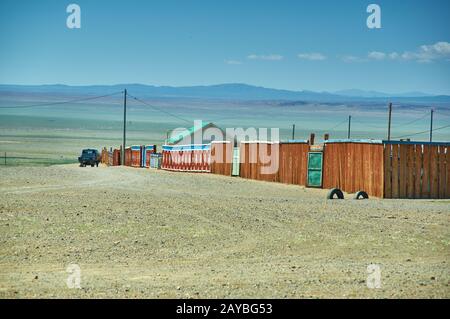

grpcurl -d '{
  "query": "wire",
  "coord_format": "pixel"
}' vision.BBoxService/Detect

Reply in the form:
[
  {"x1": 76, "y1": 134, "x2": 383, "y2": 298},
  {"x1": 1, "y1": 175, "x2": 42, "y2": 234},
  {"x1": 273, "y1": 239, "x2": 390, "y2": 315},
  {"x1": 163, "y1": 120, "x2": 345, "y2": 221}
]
[
  {"x1": 351, "y1": 118, "x2": 386, "y2": 129},
  {"x1": 394, "y1": 111, "x2": 429, "y2": 128},
  {"x1": 127, "y1": 93, "x2": 192, "y2": 124},
  {"x1": 437, "y1": 112, "x2": 450, "y2": 118},
  {"x1": 323, "y1": 118, "x2": 348, "y2": 132},
  {"x1": 392, "y1": 123, "x2": 450, "y2": 139},
  {"x1": 0, "y1": 91, "x2": 124, "y2": 109}
]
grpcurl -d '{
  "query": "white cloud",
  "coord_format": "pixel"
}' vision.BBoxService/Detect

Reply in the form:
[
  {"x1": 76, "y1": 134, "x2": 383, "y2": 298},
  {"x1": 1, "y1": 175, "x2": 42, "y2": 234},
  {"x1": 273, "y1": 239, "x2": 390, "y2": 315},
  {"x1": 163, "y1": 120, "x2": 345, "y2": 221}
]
[
  {"x1": 297, "y1": 53, "x2": 327, "y2": 61},
  {"x1": 341, "y1": 55, "x2": 365, "y2": 63},
  {"x1": 361, "y1": 42, "x2": 450, "y2": 63},
  {"x1": 225, "y1": 60, "x2": 242, "y2": 65},
  {"x1": 368, "y1": 51, "x2": 386, "y2": 60},
  {"x1": 388, "y1": 52, "x2": 399, "y2": 60},
  {"x1": 247, "y1": 54, "x2": 283, "y2": 61},
  {"x1": 402, "y1": 41, "x2": 450, "y2": 63}
]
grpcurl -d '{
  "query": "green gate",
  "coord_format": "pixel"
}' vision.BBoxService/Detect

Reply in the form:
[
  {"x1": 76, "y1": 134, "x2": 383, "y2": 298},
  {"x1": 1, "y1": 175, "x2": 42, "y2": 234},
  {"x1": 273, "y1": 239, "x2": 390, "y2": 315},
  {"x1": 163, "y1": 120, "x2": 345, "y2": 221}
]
[{"x1": 307, "y1": 152, "x2": 323, "y2": 187}]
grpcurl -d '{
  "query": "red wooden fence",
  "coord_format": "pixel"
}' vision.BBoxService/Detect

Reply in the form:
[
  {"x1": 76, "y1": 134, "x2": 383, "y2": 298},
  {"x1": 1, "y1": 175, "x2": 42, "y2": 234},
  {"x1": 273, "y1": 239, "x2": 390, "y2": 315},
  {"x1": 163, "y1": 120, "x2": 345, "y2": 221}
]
[
  {"x1": 322, "y1": 142, "x2": 385, "y2": 198},
  {"x1": 210, "y1": 141, "x2": 233, "y2": 176},
  {"x1": 384, "y1": 142, "x2": 449, "y2": 199},
  {"x1": 161, "y1": 144, "x2": 211, "y2": 172},
  {"x1": 278, "y1": 142, "x2": 310, "y2": 186}
]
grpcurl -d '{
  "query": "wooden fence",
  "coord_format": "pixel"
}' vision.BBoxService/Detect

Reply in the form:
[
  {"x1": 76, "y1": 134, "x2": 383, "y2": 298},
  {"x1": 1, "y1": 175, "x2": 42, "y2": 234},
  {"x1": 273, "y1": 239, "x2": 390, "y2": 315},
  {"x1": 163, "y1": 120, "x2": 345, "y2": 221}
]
[
  {"x1": 106, "y1": 145, "x2": 155, "y2": 168},
  {"x1": 239, "y1": 141, "x2": 309, "y2": 184},
  {"x1": 101, "y1": 148, "x2": 121, "y2": 166},
  {"x1": 103, "y1": 139, "x2": 449, "y2": 199},
  {"x1": 143, "y1": 145, "x2": 156, "y2": 168},
  {"x1": 322, "y1": 142, "x2": 385, "y2": 198},
  {"x1": 239, "y1": 142, "x2": 280, "y2": 182},
  {"x1": 101, "y1": 148, "x2": 109, "y2": 164},
  {"x1": 278, "y1": 142, "x2": 310, "y2": 186},
  {"x1": 384, "y1": 142, "x2": 449, "y2": 199},
  {"x1": 237, "y1": 140, "x2": 449, "y2": 199},
  {"x1": 129, "y1": 146, "x2": 142, "y2": 167},
  {"x1": 161, "y1": 144, "x2": 211, "y2": 172},
  {"x1": 210, "y1": 141, "x2": 233, "y2": 176}
]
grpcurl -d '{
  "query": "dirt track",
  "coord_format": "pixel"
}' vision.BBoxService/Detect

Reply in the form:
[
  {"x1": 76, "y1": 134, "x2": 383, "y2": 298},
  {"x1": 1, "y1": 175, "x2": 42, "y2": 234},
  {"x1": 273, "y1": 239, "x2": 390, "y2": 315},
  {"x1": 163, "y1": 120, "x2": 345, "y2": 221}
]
[{"x1": 0, "y1": 164, "x2": 449, "y2": 298}]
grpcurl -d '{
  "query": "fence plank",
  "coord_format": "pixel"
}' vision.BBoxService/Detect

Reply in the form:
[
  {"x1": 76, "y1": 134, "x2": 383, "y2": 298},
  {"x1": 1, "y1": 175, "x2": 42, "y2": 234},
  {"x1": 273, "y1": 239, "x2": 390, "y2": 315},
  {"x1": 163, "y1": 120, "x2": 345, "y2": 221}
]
[
  {"x1": 369, "y1": 143, "x2": 376, "y2": 196},
  {"x1": 340, "y1": 143, "x2": 346, "y2": 190},
  {"x1": 398, "y1": 144, "x2": 407, "y2": 198},
  {"x1": 406, "y1": 145, "x2": 415, "y2": 199},
  {"x1": 384, "y1": 144, "x2": 392, "y2": 198},
  {"x1": 438, "y1": 146, "x2": 446, "y2": 199},
  {"x1": 357, "y1": 144, "x2": 365, "y2": 193},
  {"x1": 300, "y1": 144, "x2": 308, "y2": 185},
  {"x1": 364, "y1": 143, "x2": 372, "y2": 195},
  {"x1": 391, "y1": 144, "x2": 399, "y2": 198},
  {"x1": 422, "y1": 145, "x2": 431, "y2": 198},
  {"x1": 446, "y1": 146, "x2": 450, "y2": 198},
  {"x1": 374, "y1": 144, "x2": 384, "y2": 198},
  {"x1": 414, "y1": 145, "x2": 422, "y2": 199},
  {"x1": 430, "y1": 146, "x2": 439, "y2": 199}
]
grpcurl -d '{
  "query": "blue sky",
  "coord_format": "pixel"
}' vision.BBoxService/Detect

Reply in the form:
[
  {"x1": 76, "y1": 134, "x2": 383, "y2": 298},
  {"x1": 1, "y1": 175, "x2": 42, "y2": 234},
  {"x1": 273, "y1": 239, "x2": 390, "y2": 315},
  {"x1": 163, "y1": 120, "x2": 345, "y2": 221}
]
[{"x1": 1, "y1": 0, "x2": 449, "y2": 94}]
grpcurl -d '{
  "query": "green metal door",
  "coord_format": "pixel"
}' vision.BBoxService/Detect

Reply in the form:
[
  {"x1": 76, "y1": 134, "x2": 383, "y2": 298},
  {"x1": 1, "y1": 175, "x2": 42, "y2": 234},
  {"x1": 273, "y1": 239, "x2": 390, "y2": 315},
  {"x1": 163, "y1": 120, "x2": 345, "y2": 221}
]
[
  {"x1": 307, "y1": 152, "x2": 323, "y2": 187},
  {"x1": 232, "y1": 147, "x2": 240, "y2": 176}
]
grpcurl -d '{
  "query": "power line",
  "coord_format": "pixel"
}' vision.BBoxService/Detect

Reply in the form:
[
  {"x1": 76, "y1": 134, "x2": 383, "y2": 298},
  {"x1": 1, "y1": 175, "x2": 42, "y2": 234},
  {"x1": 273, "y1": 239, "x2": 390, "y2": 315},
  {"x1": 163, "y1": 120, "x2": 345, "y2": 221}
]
[
  {"x1": 351, "y1": 118, "x2": 386, "y2": 129},
  {"x1": 0, "y1": 91, "x2": 124, "y2": 109},
  {"x1": 392, "y1": 123, "x2": 450, "y2": 139},
  {"x1": 394, "y1": 111, "x2": 429, "y2": 128},
  {"x1": 319, "y1": 118, "x2": 348, "y2": 132},
  {"x1": 127, "y1": 93, "x2": 192, "y2": 124},
  {"x1": 437, "y1": 112, "x2": 450, "y2": 118}
]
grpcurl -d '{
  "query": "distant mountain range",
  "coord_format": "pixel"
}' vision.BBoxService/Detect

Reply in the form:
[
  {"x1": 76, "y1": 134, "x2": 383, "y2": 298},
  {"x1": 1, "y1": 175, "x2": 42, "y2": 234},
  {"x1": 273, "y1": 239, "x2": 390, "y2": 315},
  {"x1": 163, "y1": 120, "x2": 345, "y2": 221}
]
[
  {"x1": 333, "y1": 89, "x2": 434, "y2": 98},
  {"x1": 1, "y1": 83, "x2": 449, "y2": 103}
]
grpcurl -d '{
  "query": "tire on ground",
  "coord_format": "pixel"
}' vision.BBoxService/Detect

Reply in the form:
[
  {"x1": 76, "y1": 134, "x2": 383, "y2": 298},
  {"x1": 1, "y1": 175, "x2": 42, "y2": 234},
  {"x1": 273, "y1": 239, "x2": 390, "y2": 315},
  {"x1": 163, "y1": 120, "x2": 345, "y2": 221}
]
[
  {"x1": 327, "y1": 188, "x2": 344, "y2": 199},
  {"x1": 354, "y1": 191, "x2": 369, "y2": 200}
]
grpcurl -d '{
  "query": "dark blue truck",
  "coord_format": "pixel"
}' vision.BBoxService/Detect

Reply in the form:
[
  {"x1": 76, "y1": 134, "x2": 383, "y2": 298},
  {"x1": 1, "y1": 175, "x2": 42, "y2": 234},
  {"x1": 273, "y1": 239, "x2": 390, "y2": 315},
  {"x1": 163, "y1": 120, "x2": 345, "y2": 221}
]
[{"x1": 78, "y1": 149, "x2": 100, "y2": 167}]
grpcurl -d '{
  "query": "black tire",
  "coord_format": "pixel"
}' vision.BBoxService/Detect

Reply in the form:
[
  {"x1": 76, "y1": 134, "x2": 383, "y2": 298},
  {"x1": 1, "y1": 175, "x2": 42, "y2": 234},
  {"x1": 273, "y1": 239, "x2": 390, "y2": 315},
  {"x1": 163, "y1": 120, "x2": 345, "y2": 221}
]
[
  {"x1": 96, "y1": 162, "x2": 99, "y2": 167},
  {"x1": 91, "y1": 164, "x2": 94, "y2": 167},
  {"x1": 354, "y1": 191, "x2": 369, "y2": 200},
  {"x1": 327, "y1": 188, "x2": 344, "y2": 199}
]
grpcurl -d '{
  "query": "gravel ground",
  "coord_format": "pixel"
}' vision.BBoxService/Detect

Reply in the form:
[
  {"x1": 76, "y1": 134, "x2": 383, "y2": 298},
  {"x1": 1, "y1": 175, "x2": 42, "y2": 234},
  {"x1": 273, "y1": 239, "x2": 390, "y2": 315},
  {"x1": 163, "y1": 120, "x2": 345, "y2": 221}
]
[{"x1": 0, "y1": 164, "x2": 449, "y2": 298}]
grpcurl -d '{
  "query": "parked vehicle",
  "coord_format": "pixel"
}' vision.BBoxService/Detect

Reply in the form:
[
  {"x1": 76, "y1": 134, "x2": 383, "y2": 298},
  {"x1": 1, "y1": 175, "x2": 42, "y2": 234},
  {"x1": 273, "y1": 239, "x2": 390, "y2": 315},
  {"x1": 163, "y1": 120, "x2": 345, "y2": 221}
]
[{"x1": 78, "y1": 149, "x2": 100, "y2": 167}]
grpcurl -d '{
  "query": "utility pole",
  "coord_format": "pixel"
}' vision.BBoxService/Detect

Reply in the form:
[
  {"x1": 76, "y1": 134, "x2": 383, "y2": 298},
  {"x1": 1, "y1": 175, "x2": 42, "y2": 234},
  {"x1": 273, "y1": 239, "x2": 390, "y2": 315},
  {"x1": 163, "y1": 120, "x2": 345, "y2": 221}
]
[
  {"x1": 292, "y1": 124, "x2": 295, "y2": 140},
  {"x1": 387, "y1": 102, "x2": 392, "y2": 141},
  {"x1": 347, "y1": 115, "x2": 352, "y2": 139},
  {"x1": 430, "y1": 108, "x2": 434, "y2": 142},
  {"x1": 121, "y1": 89, "x2": 127, "y2": 165}
]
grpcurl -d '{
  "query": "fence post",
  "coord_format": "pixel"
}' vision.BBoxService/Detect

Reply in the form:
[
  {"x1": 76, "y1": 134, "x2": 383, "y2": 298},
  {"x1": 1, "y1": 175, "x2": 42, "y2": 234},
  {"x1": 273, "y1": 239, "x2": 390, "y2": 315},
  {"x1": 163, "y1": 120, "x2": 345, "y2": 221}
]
[
  {"x1": 430, "y1": 109, "x2": 434, "y2": 142},
  {"x1": 347, "y1": 115, "x2": 352, "y2": 139},
  {"x1": 309, "y1": 133, "x2": 315, "y2": 146},
  {"x1": 387, "y1": 103, "x2": 392, "y2": 141}
]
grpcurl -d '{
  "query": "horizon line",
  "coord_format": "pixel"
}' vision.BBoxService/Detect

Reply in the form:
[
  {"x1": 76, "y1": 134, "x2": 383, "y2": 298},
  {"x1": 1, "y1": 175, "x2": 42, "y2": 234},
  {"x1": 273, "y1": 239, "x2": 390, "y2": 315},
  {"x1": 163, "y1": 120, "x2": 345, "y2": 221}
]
[{"x1": 0, "y1": 82, "x2": 448, "y2": 97}]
